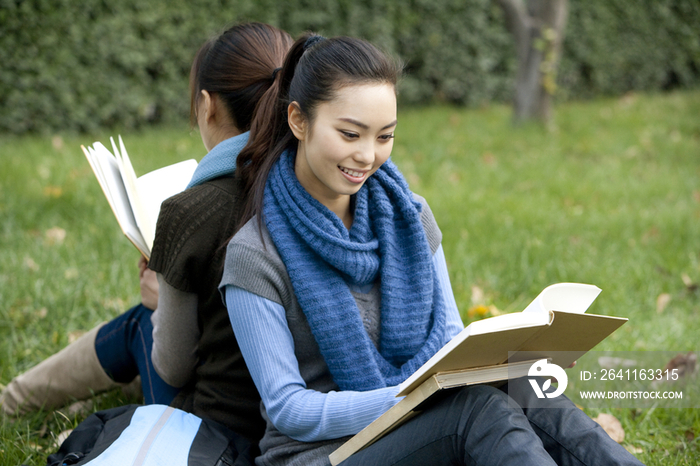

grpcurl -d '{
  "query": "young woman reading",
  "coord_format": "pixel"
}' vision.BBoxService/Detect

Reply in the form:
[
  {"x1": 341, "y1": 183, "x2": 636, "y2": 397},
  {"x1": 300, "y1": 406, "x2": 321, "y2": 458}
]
[
  {"x1": 220, "y1": 33, "x2": 645, "y2": 465},
  {"x1": 2, "y1": 23, "x2": 293, "y2": 452}
]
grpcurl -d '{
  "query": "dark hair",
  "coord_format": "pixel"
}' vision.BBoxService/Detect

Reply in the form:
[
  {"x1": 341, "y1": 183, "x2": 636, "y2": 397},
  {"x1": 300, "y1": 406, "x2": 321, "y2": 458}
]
[
  {"x1": 236, "y1": 33, "x2": 402, "y2": 229},
  {"x1": 189, "y1": 22, "x2": 293, "y2": 131}
]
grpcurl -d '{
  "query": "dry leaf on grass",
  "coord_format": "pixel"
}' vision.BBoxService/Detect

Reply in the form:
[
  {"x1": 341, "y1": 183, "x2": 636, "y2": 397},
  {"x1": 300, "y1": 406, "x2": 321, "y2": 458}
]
[
  {"x1": 55, "y1": 429, "x2": 73, "y2": 448},
  {"x1": 662, "y1": 352, "x2": 697, "y2": 380},
  {"x1": 470, "y1": 285, "x2": 484, "y2": 305},
  {"x1": 656, "y1": 293, "x2": 671, "y2": 313},
  {"x1": 681, "y1": 274, "x2": 697, "y2": 292},
  {"x1": 68, "y1": 330, "x2": 86, "y2": 344},
  {"x1": 625, "y1": 445, "x2": 643, "y2": 455},
  {"x1": 24, "y1": 256, "x2": 39, "y2": 272},
  {"x1": 52, "y1": 135, "x2": 64, "y2": 151},
  {"x1": 45, "y1": 227, "x2": 66, "y2": 245},
  {"x1": 593, "y1": 413, "x2": 625, "y2": 443},
  {"x1": 43, "y1": 186, "x2": 63, "y2": 198}
]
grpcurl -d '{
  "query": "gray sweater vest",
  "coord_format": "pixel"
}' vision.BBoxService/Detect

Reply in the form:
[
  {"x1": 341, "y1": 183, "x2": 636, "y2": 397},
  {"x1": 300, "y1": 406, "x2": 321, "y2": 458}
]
[{"x1": 220, "y1": 194, "x2": 442, "y2": 466}]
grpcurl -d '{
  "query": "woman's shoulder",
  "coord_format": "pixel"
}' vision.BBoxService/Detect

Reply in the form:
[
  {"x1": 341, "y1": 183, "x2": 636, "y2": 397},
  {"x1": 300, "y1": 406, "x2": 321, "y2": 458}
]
[
  {"x1": 154, "y1": 177, "x2": 242, "y2": 238},
  {"x1": 228, "y1": 215, "x2": 272, "y2": 250},
  {"x1": 222, "y1": 216, "x2": 293, "y2": 306},
  {"x1": 149, "y1": 177, "x2": 242, "y2": 290},
  {"x1": 161, "y1": 177, "x2": 240, "y2": 215},
  {"x1": 411, "y1": 192, "x2": 442, "y2": 254}
]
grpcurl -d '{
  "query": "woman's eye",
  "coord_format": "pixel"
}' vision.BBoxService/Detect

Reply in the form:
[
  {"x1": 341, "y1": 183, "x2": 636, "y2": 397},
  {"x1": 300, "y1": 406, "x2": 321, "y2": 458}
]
[
  {"x1": 379, "y1": 133, "x2": 395, "y2": 141},
  {"x1": 340, "y1": 130, "x2": 358, "y2": 139}
]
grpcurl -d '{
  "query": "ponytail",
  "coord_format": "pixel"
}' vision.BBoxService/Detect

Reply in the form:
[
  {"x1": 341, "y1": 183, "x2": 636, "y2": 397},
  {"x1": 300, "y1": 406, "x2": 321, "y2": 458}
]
[
  {"x1": 189, "y1": 23, "x2": 293, "y2": 131},
  {"x1": 236, "y1": 33, "x2": 315, "y2": 230}
]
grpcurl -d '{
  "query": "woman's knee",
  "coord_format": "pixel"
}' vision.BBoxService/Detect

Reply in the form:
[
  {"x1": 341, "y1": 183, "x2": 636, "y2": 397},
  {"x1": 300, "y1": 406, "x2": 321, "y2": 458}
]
[{"x1": 444, "y1": 384, "x2": 524, "y2": 432}]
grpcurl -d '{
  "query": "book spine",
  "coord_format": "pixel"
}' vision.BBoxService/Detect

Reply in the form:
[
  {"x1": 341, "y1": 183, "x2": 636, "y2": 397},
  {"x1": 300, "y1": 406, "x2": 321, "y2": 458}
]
[{"x1": 329, "y1": 376, "x2": 440, "y2": 465}]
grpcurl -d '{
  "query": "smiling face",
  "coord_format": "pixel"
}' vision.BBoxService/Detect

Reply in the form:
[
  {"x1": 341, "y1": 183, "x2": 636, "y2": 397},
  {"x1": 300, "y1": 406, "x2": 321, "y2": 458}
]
[{"x1": 289, "y1": 82, "x2": 397, "y2": 225}]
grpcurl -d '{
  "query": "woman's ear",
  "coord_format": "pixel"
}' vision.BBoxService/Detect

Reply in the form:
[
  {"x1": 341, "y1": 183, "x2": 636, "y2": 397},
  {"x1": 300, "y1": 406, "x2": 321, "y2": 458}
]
[
  {"x1": 288, "y1": 102, "x2": 307, "y2": 141},
  {"x1": 200, "y1": 90, "x2": 216, "y2": 124}
]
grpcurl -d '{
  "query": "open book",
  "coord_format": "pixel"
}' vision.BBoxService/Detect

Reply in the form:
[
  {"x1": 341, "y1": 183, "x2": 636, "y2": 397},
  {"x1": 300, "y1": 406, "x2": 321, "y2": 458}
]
[
  {"x1": 82, "y1": 136, "x2": 198, "y2": 259},
  {"x1": 329, "y1": 283, "x2": 628, "y2": 465}
]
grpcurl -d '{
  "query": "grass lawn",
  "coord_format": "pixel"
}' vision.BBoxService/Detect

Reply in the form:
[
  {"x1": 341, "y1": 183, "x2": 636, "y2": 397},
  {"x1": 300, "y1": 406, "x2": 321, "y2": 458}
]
[{"x1": 1, "y1": 89, "x2": 699, "y2": 464}]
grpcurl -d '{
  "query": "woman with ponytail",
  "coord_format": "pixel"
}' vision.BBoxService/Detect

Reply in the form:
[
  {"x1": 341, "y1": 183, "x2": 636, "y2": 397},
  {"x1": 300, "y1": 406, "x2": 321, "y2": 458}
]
[
  {"x1": 2, "y1": 23, "x2": 292, "y2": 451},
  {"x1": 221, "y1": 33, "x2": 644, "y2": 466}
]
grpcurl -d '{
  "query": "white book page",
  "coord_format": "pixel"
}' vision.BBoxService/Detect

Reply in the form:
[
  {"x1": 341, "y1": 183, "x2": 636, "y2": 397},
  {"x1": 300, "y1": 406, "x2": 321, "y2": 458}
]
[
  {"x1": 397, "y1": 310, "x2": 546, "y2": 394},
  {"x1": 136, "y1": 158, "x2": 198, "y2": 248},
  {"x1": 397, "y1": 283, "x2": 601, "y2": 395},
  {"x1": 522, "y1": 283, "x2": 601, "y2": 315},
  {"x1": 82, "y1": 143, "x2": 148, "y2": 254},
  {"x1": 114, "y1": 136, "x2": 153, "y2": 252}
]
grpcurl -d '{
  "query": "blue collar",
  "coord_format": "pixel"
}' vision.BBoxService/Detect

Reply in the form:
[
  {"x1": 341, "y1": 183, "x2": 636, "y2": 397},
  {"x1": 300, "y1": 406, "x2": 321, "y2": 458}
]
[{"x1": 186, "y1": 131, "x2": 250, "y2": 189}]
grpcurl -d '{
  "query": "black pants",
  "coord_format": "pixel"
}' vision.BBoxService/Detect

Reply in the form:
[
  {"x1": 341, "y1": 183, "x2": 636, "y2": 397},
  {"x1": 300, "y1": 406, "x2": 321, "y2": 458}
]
[{"x1": 341, "y1": 378, "x2": 644, "y2": 466}]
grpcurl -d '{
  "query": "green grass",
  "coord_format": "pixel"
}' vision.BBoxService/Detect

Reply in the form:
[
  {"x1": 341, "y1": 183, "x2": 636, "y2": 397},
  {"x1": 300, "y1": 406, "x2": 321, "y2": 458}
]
[{"x1": 2, "y1": 90, "x2": 700, "y2": 464}]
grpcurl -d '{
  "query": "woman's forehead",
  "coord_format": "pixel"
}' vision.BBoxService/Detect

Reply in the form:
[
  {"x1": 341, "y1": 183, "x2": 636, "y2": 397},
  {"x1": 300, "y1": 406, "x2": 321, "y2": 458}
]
[{"x1": 316, "y1": 83, "x2": 397, "y2": 129}]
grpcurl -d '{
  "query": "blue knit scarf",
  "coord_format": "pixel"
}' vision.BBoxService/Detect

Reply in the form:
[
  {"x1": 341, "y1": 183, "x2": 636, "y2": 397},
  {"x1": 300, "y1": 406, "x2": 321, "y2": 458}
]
[
  {"x1": 263, "y1": 149, "x2": 447, "y2": 391},
  {"x1": 187, "y1": 132, "x2": 249, "y2": 189}
]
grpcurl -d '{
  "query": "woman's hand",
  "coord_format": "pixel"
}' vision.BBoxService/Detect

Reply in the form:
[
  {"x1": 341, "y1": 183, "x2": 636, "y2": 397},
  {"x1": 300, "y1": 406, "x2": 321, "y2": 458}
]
[{"x1": 138, "y1": 256, "x2": 159, "y2": 310}]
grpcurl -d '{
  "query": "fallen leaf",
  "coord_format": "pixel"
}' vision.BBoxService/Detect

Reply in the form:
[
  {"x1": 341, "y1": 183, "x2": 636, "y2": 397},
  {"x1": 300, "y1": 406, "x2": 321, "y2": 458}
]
[
  {"x1": 470, "y1": 285, "x2": 484, "y2": 305},
  {"x1": 27, "y1": 442, "x2": 43, "y2": 451},
  {"x1": 681, "y1": 274, "x2": 697, "y2": 292},
  {"x1": 68, "y1": 330, "x2": 85, "y2": 344},
  {"x1": 54, "y1": 429, "x2": 73, "y2": 448},
  {"x1": 625, "y1": 445, "x2": 643, "y2": 455},
  {"x1": 43, "y1": 186, "x2": 63, "y2": 198},
  {"x1": 593, "y1": 413, "x2": 625, "y2": 443},
  {"x1": 52, "y1": 135, "x2": 64, "y2": 151},
  {"x1": 618, "y1": 92, "x2": 637, "y2": 107},
  {"x1": 663, "y1": 352, "x2": 697, "y2": 379},
  {"x1": 656, "y1": 293, "x2": 671, "y2": 313},
  {"x1": 45, "y1": 227, "x2": 66, "y2": 245},
  {"x1": 482, "y1": 152, "x2": 497, "y2": 166},
  {"x1": 24, "y1": 256, "x2": 39, "y2": 272}
]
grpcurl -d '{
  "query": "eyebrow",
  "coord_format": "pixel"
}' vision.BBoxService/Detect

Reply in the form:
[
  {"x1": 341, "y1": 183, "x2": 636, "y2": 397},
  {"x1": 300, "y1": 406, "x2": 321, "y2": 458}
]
[{"x1": 338, "y1": 117, "x2": 397, "y2": 131}]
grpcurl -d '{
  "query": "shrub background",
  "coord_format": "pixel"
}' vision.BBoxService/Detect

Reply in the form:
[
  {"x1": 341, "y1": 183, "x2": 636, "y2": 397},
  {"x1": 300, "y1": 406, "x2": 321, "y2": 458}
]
[{"x1": 1, "y1": 0, "x2": 698, "y2": 134}]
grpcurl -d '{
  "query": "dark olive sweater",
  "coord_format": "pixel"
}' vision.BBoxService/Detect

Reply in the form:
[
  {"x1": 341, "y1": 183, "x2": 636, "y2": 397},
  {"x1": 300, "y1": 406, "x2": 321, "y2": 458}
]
[{"x1": 148, "y1": 175, "x2": 264, "y2": 443}]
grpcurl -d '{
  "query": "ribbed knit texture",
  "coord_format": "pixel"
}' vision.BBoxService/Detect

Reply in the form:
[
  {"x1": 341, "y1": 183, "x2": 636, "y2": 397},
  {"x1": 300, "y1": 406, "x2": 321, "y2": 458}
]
[
  {"x1": 186, "y1": 132, "x2": 249, "y2": 188},
  {"x1": 263, "y1": 150, "x2": 447, "y2": 391}
]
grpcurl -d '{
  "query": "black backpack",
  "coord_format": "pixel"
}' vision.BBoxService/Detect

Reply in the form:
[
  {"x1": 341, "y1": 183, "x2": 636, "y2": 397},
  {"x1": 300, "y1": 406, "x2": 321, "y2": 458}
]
[{"x1": 46, "y1": 404, "x2": 256, "y2": 466}]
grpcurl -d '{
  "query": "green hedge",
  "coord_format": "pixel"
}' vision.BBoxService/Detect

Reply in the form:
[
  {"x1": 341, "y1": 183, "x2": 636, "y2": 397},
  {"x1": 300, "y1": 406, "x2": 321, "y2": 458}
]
[{"x1": 0, "y1": 0, "x2": 698, "y2": 133}]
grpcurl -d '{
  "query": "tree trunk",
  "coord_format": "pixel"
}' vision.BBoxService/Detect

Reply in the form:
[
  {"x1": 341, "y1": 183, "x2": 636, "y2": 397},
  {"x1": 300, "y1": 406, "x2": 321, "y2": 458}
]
[{"x1": 497, "y1": 0, "x2": 568, "y2": 125}]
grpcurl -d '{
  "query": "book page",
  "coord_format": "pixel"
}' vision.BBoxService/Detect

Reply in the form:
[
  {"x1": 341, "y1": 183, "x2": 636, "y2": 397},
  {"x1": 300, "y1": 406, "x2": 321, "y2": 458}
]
[
  {"x1": 397, "y1": 312, "x2": 547, "y2": 395},
  {"x1": 397, "y1": 283, "x2": 602, "y2": 396},
  {"x1": 83, "y1": 136, "x2": 198, "y2": 258},
  {"x1": 136, "y1": 158, "x2": 198, "y2": 248},
  {"x1": 114, "y1": 136, "x2": 154, "y2": 253},
  {"x1": 522, "y1": 283, "x2": 601, "y2": 315},
  {"x1": 82, "y1": 144, "x2": 149, "y2": 255}
]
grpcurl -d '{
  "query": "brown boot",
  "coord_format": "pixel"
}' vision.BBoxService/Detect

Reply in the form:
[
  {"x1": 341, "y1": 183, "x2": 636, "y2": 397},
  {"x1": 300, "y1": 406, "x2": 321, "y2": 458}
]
[{"x1": 0, "y1": 323, "x2": 121, "y2": 416}]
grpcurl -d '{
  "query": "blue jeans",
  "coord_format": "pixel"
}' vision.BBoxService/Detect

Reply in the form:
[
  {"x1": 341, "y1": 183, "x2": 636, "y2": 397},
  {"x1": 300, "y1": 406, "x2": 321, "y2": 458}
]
[
  {"x1": 94, "y1": 304, "x2": 180, "y2": 405},
  {"x1": 341, "y1": 378, "x2": 644, "y2": 466}
]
